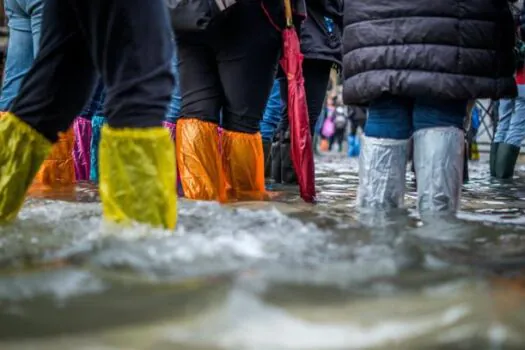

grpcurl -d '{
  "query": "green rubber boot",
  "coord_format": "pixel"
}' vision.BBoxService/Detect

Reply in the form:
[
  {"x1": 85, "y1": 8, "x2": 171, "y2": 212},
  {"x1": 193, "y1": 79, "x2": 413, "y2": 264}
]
[
  {"x1": 489, "y1": 142, "x2": 499, "y2": 177},
  {"x1": 495, "y1": 143, "x2": 520, "y2": 179}
]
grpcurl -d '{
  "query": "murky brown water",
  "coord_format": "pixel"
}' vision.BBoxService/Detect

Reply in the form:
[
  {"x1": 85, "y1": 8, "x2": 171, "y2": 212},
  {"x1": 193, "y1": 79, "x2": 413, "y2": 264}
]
[{"x1": 0, "y1": 154, "x2": 525, "y2": 349}]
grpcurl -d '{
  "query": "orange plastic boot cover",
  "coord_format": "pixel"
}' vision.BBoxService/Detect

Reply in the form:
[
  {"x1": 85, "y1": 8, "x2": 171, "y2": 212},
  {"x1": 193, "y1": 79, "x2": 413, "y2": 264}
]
[
  {"x1": 221, "y1": 129, "x2": 266, "y2": 201},
  {"x1": 33, "y1": 128, "x2": 76, "y2": 187},
  {"x1": 176, "y1": 118, "x2": 226, "y2": 201}
]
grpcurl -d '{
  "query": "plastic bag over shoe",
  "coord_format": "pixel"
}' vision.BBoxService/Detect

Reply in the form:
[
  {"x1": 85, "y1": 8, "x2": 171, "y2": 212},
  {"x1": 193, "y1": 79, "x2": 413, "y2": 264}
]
[
  {"x1": 0, "y1": 112, "x2": 51, "y2": 224},
  {"x1": 99, "y1": 126, "x2": 177, "y2": 229}
]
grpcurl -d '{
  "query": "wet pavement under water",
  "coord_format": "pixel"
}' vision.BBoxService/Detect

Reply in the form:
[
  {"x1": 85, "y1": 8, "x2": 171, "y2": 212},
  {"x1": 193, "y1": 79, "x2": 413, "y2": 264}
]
[{"x1": 1, "y1": 154, "x2": 525, "y2": 349}]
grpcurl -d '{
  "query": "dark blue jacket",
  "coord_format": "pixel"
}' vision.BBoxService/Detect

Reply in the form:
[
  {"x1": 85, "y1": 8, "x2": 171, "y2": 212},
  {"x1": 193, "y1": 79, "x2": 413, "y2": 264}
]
[{"x1": 300, "y1": 0, "x2": 343, "y2": 67}]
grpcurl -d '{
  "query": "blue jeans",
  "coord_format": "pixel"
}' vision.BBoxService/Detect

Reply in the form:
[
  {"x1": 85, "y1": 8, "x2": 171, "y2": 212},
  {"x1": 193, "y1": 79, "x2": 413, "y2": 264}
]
[
  {"x1": 0, "y1": 0, "x2": 43, "y2": 110},
  {"x1": 166, "y1": 46, "x2": 181, "y2": 122},
  {"x1": 260, "y1": 79, "x2": 283, "y2": 141},
  {"x1": 494, "y1": 97, "x2": 525, "y2": 147},
  {"x1": 365, "y1": 96, "x2": 467, "y2": 139}
]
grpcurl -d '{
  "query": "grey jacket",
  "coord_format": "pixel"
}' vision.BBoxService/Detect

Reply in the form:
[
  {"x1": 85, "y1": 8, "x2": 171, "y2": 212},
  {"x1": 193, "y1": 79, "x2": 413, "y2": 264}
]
[{"x1": 342, "y1": 0, "x2": 518, "y2": 104}]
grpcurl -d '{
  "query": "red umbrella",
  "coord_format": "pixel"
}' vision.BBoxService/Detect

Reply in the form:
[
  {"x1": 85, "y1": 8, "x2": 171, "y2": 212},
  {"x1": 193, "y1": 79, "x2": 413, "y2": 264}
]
[{"x1": 280, "y1": 0, "x2": 316, "y2": 203}]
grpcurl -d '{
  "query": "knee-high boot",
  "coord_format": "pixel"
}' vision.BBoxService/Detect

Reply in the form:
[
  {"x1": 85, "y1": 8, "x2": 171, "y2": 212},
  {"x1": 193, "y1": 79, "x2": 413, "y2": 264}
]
[
  {"x1": 163, "y1": 120, "x2": 183, "y2": 196},
  {"x1": 33, "y1": 127, "x2": 75, "y2": 187},
  {"x1": 413, "y1": 127, "x2": 464, "y2": 218},
  {"x1": 73, "y1": 117, "x2": 93, "y2": 181},
  {"x1": 357, "y1": 136, "x2": 408, "y2": 210},
  {"x1": 0, "y1": 112, "x2": 51, "y2": 224},
  {"x1": 99, "y1": 125, "x2": 177, "y2": 229},
  {"x1": 494, "y1": 143, "x2": 521, "y2": 179},
  {"x1": 221, "y1": 129, "x2": 266, "y2": 201},
  {"x1": 176, "y1": 118, "x2": 226, "y2": 201},
  {"x1": 90, "y1": 115, "x2": 107, "y2": 183}
]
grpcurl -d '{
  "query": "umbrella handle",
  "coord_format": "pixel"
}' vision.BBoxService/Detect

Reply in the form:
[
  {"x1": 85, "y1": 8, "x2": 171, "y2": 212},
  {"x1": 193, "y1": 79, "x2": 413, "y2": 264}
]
[{"x1": 283, "y1": 0, "x2": 293, "y2": 27}]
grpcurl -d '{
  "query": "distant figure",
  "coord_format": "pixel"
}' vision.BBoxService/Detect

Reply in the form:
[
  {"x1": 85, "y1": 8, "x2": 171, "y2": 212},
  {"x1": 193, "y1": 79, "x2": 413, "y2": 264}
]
[
  {"x1": 347, "y1": 105, "x2": 366, "y2": 157},
  {"x1": 329, "y1": 105, "x2": 348, "y2": 152},
  {"x1": 490, "y1": 1, "x2": 525, "y2": 179}
]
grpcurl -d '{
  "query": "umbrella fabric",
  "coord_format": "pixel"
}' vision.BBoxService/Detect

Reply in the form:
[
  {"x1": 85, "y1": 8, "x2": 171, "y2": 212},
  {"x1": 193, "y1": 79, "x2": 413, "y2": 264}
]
[{"x1": 280, "y1": 27, "x2": 316, "y2": 202}]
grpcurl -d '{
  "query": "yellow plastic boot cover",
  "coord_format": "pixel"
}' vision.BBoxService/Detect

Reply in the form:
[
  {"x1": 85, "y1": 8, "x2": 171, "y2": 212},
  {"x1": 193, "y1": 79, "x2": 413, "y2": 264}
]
[
  {"x1": 176, "y1": 119, "x2": 226, "y2": 201},
  {"x1": 222, "y1": 130, "x2": 266, "y2": 201},
  {"x1": 33, "y1": 127, "x2": 75, "y2": 187},
  {"x1": 0, "y1": 112, "x2": 51, "y2": 224},
  {"x1": 99, "y1": 126, "x2": 177, "y2": 229}
]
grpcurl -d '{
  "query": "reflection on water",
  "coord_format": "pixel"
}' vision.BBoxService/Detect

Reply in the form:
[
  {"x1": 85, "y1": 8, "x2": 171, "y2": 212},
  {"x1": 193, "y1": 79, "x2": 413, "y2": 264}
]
[{"x1": 1, "y1": 154, "x2": 525, "y2": 349}]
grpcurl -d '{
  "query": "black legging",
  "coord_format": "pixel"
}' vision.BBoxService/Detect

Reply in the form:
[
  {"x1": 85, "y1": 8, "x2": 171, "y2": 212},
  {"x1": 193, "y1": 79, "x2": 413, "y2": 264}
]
[
  {"x1": 277, "y1": 59, "x2": 333, "y2": 135},
  {"x1": 176, "y1": 1, "x2": 281, "y2": 134},
  {"x1": 350, "y1": 118, "x2": 366, "y2": 137},
  {"x1": 329, "y1": 128, "x2": 345, "y2": 151}
]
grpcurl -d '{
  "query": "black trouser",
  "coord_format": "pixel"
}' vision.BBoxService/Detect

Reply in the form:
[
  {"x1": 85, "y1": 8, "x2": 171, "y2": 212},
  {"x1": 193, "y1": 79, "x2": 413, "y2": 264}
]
[
  {"x1": 329, "y1": 128, "x2": 345, "y2": 151},
  {"x1": 277, "y1": 59, "x2": 333, "y2": 135},
  {"x1": 10, "y1": 0, "x2": 174, "y2": 142},
  {"x1": 350, "y1": 118, "x2": 366, "y2": 137},
  {"x1": 176, "y1": 0, "x2": 281, "y2": 134},
  {"x1": 78, "y1": 80, "x2": 106, "y2": 121}
]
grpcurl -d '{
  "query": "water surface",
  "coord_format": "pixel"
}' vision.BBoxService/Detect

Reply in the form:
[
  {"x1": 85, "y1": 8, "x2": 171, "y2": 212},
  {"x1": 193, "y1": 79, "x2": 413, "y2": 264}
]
[{"x1": 1, "y1": 154, "x2": 525, "y2": 349}]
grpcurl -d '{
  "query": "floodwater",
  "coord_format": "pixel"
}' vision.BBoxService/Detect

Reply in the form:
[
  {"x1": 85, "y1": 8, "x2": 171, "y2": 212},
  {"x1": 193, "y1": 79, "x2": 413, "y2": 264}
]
[{"x1": 1, "y1": 154, "x2": 525, "y2": 350}]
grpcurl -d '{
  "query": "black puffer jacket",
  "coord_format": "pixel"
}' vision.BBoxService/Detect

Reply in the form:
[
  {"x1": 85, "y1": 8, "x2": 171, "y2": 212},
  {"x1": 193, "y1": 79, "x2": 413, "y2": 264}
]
[
  {"x1": 300, "y1": 0, "x2": 343, "y2": 67},
  {"x1": 343, "y1": 0, "x2": 518, "y2": 104}
]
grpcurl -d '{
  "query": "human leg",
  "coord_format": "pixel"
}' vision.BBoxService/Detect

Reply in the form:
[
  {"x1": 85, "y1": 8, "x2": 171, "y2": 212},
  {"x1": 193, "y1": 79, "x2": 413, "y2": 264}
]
[
  {"x1": 350, "y1": 119, "x2": 358, "y2": 137},
  {"x1": 303, "y1": 60, "x2": 332, "y2": 134},
  {"x1": 490, "y1": 99, "x2": 514, "y2": 177},
  {"x1": 494, "y1": 99, "x2": 513, "y2": 143},
  {"x1": 278, "y1": 59, "x2": 332, "y2": 184},
  {"x1": 175, "y1": 32, "x2": 225, "y2": 201},
  {"x1": 217, "y1": 1, "x2": 280, "y2": 200},
  {"x1": 166, "y1": 45, "x2": 181, "y2": 123},
  {"x1": 337, "y1": 129, "x2": 345, "y2": 152},
  {"x1": 412, "y1": 98, "x2": 466, "y2": 218},
  {"x1": 163, "y1": 46, "x2": 182, "y2": 195},
  {"x1": 260, "y1": 79, "x2": 283, "y2": 142},
  {"x1": 278, "y1": 59, "x2": 332, "y2": 135},
  {"x1": 348, "y1": 116, "x2": 358, "y2": 157},
  {"x1": 358, "y1": 96, "x2": 412, "y2": 210},
  {"x1": 73, "y1": 116, "x2": 91, "y2": 181},
  {"x1": 260, "y1": 79, "x2": 283, "y2": 178},
  {"x1": 71, "y1": 80, "x2": 104, "y2": 181},
  {"x1": 503, "y1": 96, "x2": 525, "y2": 147},
  {"x1": 28, "y1": 0, "x2": 43, "y2": 55},
  {"x1": 1, "y1": 0, "x2": 96, "y2": 223},
  {"x1": 269, "y1": 75, "x2": 289, "y2": 183},
  {"x1": 72, "y1": 0, "x2": 177, "y2": 228},
  {"x1": 0, "y1": 0, "x2": 35, "y2": 110},
  {"x1": 495, "y1": 96, "x2": 525, "y2": 179}
]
